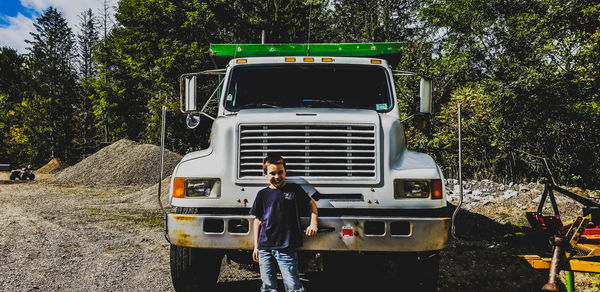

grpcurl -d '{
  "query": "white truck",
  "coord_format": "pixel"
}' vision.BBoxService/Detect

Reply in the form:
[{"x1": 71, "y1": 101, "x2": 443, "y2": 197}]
[{"x1": 164, "y1": 43, "x2": 450, "y2": 291}]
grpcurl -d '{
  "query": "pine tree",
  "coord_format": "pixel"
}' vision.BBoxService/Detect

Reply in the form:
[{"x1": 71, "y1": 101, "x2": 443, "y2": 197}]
[
  {"x1": 25, "y1": 7, "x2": 77, "y2": 163},
  {"x1": 75, "y1": 8, "x2": 101, "y2": 159},
  {"x1": 77, "y1": 9, "x2": 99, "y2": 80}
]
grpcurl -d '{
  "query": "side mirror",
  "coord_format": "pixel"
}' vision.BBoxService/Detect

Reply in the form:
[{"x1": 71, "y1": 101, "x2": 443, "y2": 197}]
[
  {"x1": 186, "y1": 114, "x2": 201, "y2": 129},
  {"x1": 183, "y1": 75, "x2": 197, "y2": 112},
  {"x1": 419, "y1": 78, "x2": 433, "y2": 114}
]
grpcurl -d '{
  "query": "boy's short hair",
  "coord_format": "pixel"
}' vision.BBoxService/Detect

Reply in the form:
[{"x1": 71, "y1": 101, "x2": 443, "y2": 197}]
[{"x1": 263, "y1": 154, "x2": 286, "y2": 174}]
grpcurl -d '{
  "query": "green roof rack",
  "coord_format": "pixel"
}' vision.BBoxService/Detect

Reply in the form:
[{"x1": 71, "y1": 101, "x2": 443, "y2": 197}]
[{"x1": 209, "y1": 42, "x2": 402, "y2": 66}]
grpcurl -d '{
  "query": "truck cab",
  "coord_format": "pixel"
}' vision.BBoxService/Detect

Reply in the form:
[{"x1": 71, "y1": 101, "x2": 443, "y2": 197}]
[{"x1": 166, "y1": 43, "x2": 450, "y2": 292}]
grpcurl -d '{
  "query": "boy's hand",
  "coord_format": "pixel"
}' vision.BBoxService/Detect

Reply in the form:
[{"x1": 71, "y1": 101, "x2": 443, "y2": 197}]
[
  {"x1": 252, "y1": 248, "x2": 259, "y2": 262},
  {"x1": 305, "y1": 223, "x2": 318, "y2": 237}
]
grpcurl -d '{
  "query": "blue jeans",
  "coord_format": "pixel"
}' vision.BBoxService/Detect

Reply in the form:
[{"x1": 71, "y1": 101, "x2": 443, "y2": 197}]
[{"x1": 258, "y1": 249, "x2": 305, "y2": 292}]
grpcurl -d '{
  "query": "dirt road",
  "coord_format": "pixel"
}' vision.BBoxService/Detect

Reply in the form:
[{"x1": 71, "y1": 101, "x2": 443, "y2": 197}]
[{"x1": 0, "y1": 181, "x2": 262, "y2": 292}]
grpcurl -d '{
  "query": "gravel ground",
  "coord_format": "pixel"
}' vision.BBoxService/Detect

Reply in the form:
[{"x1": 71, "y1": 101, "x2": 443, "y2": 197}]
[
  {"x1": 1, "y1": 176, "x2": 599, "y2": 291},
  {"x1": 0, "y1": 180, "x2": 261, "y2": 292}
]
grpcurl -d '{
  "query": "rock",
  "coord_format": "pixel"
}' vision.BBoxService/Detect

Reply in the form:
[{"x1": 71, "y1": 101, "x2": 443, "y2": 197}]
[
  {"x1": 453, "y1": 185, "x2": 462, "y2": 193},
  {"x1": 482, "y1": 196, "x2": 494, "y2": 204},
  {"x1": 532, "y1": 195, "x2": 542, "y2": 203},
  {"x1": 519, "y1": 186, "x2": 529, "y2": 192},
  {"x1": 472, "y1": 190, "x2": 483, "y2": 196},
  {"x1": 502, "y1": 190, "x2": 518, "y2": 200}
]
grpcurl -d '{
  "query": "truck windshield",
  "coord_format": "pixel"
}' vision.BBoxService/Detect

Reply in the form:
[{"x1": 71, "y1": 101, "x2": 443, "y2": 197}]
[{"x1": 224, "y1": 64, "x2": 393, "y2": 112}]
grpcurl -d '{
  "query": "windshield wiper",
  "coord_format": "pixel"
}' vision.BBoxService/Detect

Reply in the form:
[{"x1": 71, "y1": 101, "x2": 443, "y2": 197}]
[
  {"x1": 302, "y1": 99, "x2": 344, "y2": 108},
  {"x1": 238, "y1": 103, "x2": 280, "y2": 109}
]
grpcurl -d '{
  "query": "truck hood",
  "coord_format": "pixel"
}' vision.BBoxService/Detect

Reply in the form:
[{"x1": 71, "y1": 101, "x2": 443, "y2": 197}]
[{"x1": 235, "y1": 108, "x2": 381, "y2": 124}]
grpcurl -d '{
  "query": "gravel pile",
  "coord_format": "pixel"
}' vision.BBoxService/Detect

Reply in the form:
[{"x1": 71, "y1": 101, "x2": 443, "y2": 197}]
[
  {"x1": 121, "y1": 176, "x2": 173, "y2": 209},
  {"x1": 445, "y1": 179, "x2": 600, "y2": 224},
  {"x1": 49, "y1": 139, "x2": 182, "y2": 186},
  {"x1": 36, "y1": 158, "x2": 69, "y2": 174}
]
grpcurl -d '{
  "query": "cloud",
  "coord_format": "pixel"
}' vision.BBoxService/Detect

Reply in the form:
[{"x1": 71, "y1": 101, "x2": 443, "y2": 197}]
[
  {"x1": 0, "y1": 13, "x2": 35, "y2": 53},
  {"x1": 0, "y1": 0, "x2": 118, "y2": 53},
  {"x1": 21, "y1": 0, "x2": 118, "y2": 26}
]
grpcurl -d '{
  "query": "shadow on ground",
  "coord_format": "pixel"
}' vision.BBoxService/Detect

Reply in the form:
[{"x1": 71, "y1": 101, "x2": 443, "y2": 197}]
[
  {"x1": 216, "y1": 205, "x2": 565, "y2": 291},
  {"x1": 440, "y1": 204, "x2": 558, "y2": 291}
]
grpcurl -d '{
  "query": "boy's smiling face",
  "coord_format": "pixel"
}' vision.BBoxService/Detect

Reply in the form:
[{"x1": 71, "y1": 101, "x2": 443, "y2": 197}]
[{"x1": 265, "y1": 163, "x2": 286, "y2": 188}]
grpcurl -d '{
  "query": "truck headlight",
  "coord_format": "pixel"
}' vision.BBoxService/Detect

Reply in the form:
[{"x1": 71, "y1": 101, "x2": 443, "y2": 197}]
[
  {"x1": 173, "y1": 178, "x2": 221, "y2": 198},
  {"x1": 394, "y1": 179, "x2": 443, "y2": 200}
]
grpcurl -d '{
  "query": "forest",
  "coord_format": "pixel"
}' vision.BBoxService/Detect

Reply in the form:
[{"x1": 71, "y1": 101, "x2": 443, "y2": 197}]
[{"x1": 0, "y1": 0, "x2": 598, "y2": 188}]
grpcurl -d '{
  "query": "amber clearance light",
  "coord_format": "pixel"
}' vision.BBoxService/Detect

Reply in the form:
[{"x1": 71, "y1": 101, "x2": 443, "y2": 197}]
[
  {"x1": 431, "y1": 179, "x2": 443, "y2": 199},
  {"x1": 173, "y1": 177, "x2": 186, "y2": 198}
]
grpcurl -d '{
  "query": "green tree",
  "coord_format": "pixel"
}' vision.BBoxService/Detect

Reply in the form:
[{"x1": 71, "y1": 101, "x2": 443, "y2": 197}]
[
  {"x1": 75, "y1": 8, "x2": 102, "y2": 159},
  {"x1": 23, "y1": 7, "x2": 78, "y2": 164},
  {"x1": 331, "y1": 0, "x2": 421, "y2": 43},
  {"x1": 0, "y1": 47, "x2": 27, "y2": 164},
  {"x1": 415, "y1": 0, "x2": 600, "y2": 187}
]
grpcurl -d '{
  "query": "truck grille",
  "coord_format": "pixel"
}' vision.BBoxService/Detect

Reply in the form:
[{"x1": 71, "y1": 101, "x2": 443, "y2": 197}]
[{"x1": 238, "y1": 124, "x2": 377, "y2": 180}]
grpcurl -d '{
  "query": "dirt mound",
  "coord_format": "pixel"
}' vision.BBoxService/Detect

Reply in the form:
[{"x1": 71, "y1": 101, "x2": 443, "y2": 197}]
[
  {"x1": 36, "y1": 158, "x2": 69, "y2": 174},
  {"x1": 49, "y1": 139, "x2": 182, "y2": 186}
]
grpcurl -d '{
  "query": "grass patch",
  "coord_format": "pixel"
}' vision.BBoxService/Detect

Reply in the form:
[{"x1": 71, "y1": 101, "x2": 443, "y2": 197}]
[
  {"x1": 88, "y1": 192, "x2": 111, "y2": 197},
  {"x1": 84, "y1": 207, "x2": 162, "y2": 228},
  {"x1": 111, "y1": 209, "x2": 163, "y2": 228},
  {"x1": 85, "y1": 207, "x2": 103, "y2": 213}
]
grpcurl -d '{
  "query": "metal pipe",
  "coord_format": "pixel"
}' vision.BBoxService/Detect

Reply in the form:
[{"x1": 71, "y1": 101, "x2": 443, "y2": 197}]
[
  {"x1": 452, "y1": 103, "x2": 463, "y2": 238},
  {"x1": 158, "y1": 104, "x2": 170, "y2": 243},
  {"x1": 542, "y1": 238, "x2": 564, "y2": 292}
]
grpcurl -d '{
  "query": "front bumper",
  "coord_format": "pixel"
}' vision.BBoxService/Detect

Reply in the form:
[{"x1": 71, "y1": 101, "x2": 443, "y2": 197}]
[{"x1": 167, "y1": 214, "x2": 450, "y2": 252}]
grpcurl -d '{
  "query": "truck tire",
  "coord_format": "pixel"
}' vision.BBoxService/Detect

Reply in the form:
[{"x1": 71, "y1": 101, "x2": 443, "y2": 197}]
[
  {"x1": 170, "y1": 245, "x2": 223, "y2": 292},
  {"x1": 9, "y1": 172, "x2": 18, "y2": 180},
  {"x1": 29, "y1": 173, "x2": 35, "y2": 180},
  {"x1": 169, "y1": 207, "x2": 223, "y2": 292}
]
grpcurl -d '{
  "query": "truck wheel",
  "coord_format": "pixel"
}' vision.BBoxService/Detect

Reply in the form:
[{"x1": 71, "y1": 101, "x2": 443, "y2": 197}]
[
  {"x1": 9, "y1": 172, "x2": 18, "y2": 180},
  {"x1": 170, "y1": 245, "x2": 223, "y2": 292},
  {"x1": 28, "y1": 173, "x2": 35, "y2": 180}
]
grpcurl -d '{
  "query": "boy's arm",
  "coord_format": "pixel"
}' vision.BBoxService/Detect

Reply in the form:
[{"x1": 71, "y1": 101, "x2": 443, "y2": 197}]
[
  {"x1": 305, "y1": 200, "x2": 318, "y2": 237},
  {"x1": 252, "y1": 218, "x2": 261, "y2": 262}
]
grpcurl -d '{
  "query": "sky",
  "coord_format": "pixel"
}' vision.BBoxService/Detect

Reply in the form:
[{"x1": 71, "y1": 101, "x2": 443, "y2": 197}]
[{"x1": 0, "y1": 0, "x2": 118, "y2": 53}]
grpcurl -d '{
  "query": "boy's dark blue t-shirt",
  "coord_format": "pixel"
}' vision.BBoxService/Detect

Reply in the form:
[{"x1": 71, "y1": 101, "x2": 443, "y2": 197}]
[{"x1": 250, "y1": 182, "x2": 312, "y2": 250}]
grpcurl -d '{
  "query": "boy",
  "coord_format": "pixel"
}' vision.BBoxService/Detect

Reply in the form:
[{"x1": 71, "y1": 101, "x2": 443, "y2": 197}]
[{"x1": 250, "y1": 154, "x2": 318, "y2": 292}]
